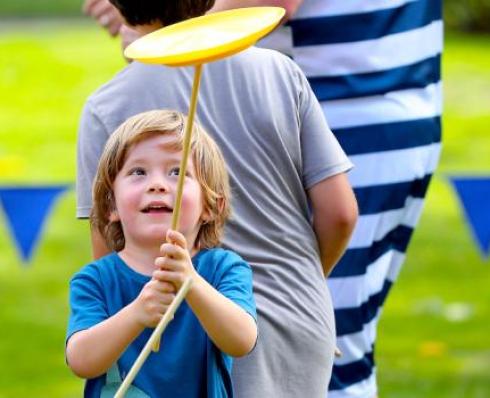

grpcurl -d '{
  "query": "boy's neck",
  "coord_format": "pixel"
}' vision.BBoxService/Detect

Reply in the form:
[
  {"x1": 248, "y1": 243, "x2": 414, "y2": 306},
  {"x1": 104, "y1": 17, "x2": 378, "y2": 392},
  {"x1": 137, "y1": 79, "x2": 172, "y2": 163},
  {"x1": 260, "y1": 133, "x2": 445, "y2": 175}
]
[{"x1": 119, "y1": 244, "x2": 161, "y2": 276}]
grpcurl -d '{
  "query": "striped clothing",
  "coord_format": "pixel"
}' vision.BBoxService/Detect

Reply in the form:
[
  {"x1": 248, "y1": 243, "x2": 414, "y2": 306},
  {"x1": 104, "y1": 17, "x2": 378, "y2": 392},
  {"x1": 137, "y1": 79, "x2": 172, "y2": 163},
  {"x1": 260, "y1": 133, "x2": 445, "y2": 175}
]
[{"x1": 261, "y1": 1, "x2": 442, "y2": 396}]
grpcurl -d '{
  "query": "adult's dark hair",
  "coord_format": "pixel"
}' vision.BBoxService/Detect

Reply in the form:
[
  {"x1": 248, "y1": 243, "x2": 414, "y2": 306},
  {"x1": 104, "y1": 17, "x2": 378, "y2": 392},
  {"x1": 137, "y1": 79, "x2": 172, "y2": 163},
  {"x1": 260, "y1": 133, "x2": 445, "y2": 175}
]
[{"x1": 109, "y1": 0, "x2": 216, "y2": 27}]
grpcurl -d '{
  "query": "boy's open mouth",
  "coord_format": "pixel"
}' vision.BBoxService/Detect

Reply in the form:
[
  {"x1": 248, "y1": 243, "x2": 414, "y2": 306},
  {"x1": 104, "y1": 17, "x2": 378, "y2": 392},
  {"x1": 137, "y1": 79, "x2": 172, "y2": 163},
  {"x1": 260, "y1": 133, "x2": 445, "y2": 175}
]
[{"x1": 141, "y1": 204, "x2": 173, "y2": 213}]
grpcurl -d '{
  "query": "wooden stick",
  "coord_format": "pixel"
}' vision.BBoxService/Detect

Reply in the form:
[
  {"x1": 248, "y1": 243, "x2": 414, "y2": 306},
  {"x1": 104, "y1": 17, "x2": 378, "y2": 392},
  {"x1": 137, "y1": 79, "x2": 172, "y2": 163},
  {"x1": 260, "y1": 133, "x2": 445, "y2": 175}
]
[
  {"x1": 114, "y1": 277, "x2": 193, "y2": 398},
  {"x1": 152, "y1": 63, "x2": 203, "y2": 352},
  {"x1": 170, "y1": 63, "x2": 203, "y2": 235}
]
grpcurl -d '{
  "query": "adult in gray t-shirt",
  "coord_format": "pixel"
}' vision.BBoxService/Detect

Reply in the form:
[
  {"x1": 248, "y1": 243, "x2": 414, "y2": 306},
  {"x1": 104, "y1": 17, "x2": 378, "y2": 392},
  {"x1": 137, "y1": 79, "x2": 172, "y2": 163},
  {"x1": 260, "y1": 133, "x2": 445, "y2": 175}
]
[{"x1": 77, "y1": 47, "x2": 356, "y2": 397}]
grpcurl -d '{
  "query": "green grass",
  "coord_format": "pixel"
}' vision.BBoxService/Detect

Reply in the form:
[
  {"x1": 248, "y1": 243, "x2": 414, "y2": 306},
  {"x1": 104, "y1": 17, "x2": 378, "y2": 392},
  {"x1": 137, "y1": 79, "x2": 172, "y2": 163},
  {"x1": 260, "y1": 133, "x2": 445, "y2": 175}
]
[
  {"x1": 0, "y1": 22, "x2": 489, "y2": 397},
  {"x1": 0, "y1": 1, "x2": 82, "y2": 17}
]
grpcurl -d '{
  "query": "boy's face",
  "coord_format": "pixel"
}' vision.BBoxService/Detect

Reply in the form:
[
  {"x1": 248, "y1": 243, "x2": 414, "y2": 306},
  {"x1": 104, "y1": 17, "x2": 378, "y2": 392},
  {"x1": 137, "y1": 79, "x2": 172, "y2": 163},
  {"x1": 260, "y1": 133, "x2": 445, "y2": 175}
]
[{"x1": 111, "y1": 134, "x2": 208, "y2": 251}]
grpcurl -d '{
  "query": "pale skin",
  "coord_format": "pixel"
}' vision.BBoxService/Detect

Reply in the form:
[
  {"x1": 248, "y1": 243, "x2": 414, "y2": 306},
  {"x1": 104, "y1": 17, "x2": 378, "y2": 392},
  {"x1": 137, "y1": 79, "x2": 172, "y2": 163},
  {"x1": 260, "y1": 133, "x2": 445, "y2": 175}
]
[
  {"x1": 209, "y1": 0, "x2": 304, "y2": 20},
  {"x1": 67, "y1": 135, "x2": 257, "y2": 379},
  {"x1": 308, "y1": 173, "x2": 358, "y2": 276},
  {"x1": 83, "y1": 0, "x2": 124, "y2": 37}
]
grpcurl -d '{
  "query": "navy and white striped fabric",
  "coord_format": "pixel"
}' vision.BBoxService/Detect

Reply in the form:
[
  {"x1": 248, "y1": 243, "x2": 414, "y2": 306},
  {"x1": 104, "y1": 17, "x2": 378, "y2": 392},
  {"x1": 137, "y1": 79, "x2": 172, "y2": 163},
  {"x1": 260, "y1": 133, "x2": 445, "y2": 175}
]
[{"x1": 261, "y1": 1, "x2": 442, "y2": 396}]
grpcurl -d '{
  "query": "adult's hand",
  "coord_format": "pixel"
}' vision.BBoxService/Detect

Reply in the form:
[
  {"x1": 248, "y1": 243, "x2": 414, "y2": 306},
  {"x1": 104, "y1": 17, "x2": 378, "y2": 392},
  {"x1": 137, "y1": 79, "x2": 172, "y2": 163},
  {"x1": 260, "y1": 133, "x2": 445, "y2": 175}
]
[
  {"x1": 120, "y1": 24, "x2": 142, "y2": 52},
  {"x1": 82, "y1": 0, "x2": 124, "y2": 37},
  {"x1": 209, "y1": 0, "x2": 303, "y2": 20}
]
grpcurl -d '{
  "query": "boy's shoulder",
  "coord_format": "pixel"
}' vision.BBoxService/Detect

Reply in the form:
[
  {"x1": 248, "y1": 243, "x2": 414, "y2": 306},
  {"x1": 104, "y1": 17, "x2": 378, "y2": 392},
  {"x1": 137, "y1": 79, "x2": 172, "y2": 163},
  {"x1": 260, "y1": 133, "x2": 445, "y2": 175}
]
[
  {"x1": 196, "y1": 247, "x2": 245, "y2": 265},
  {"x1": 195, "y1": 248, "x2": 251, "y2": 279},
  {"x1": 71, "y1": 252, "x2": 119, "y2": 283}
]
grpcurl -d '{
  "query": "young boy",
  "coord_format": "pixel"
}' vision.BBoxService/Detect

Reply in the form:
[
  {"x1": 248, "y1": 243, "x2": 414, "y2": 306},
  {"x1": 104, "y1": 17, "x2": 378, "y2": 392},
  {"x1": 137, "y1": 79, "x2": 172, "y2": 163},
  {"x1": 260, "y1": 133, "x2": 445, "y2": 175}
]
[{"x1": 67, "y1": 109, "x2": 257, "y2": 397}]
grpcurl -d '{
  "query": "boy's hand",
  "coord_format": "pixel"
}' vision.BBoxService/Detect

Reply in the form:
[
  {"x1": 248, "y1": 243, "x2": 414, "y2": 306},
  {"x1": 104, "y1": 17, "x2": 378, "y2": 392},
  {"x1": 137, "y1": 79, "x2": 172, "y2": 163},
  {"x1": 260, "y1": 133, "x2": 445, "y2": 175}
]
[
  {"x1": 154, "y1": 230, "x2": 197, "y2": 290},
  {"x1": 132, "y1": 277, "x2": 176, "y2": 328}
]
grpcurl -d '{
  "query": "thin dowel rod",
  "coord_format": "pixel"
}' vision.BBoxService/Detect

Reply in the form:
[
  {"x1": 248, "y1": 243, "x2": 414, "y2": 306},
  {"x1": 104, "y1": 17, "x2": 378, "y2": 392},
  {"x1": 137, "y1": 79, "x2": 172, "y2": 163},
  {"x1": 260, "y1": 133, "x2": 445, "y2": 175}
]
[
  {"x1": 114, "y1": 277, "x2": 193, "y2": 398},
  {"x1": 152, "y1": 63, "x2": 203, "y2": 353},
  {"x1": 171, "y1": 63, "x2": 203, "y2": 231}
]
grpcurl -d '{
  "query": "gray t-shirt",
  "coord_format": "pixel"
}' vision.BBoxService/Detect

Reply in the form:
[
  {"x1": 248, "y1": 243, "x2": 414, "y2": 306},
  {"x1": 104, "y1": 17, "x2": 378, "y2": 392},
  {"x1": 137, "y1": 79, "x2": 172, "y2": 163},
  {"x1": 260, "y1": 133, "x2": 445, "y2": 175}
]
[{"x1": 77, "y1": 47, "x2": 352, "y2": 397}]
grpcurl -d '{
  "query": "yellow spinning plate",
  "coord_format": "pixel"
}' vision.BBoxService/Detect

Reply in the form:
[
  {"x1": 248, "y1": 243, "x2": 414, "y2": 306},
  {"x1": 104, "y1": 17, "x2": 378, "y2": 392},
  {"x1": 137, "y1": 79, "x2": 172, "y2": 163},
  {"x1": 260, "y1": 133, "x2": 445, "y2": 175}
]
[{"x1": 124, "y1": 7, "x2": 285, "y2": 66}]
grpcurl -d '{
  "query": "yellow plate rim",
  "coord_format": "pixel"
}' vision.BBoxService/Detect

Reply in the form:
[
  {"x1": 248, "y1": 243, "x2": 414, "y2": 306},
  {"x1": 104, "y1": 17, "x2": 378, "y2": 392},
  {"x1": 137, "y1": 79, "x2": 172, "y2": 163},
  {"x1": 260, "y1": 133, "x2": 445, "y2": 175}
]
[{"x1": 124, "y1": 7, "x2": 285, "y2": 66}]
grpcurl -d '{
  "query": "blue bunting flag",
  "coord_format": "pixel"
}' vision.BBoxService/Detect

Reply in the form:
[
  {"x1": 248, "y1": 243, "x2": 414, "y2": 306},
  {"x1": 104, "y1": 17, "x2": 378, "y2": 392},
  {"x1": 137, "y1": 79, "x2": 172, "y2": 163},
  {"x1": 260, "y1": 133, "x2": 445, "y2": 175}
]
[
  {"x1": 0, "y1": 186, "x2": 69, "y2": 263},
  {"x1": 449, "y1": 177, "x2": 490, "y2": 259}
]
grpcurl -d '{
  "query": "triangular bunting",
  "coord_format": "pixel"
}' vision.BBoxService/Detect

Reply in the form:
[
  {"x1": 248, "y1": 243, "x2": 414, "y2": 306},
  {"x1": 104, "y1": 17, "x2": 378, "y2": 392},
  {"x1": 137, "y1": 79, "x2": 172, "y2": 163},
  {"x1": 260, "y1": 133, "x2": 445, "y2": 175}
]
[
  {"x1": 0, "y1": 186, "x2": 69, "y2": 264},
  {"x1": 449, "y1": 177, "x2": 490, "y2": 259}
]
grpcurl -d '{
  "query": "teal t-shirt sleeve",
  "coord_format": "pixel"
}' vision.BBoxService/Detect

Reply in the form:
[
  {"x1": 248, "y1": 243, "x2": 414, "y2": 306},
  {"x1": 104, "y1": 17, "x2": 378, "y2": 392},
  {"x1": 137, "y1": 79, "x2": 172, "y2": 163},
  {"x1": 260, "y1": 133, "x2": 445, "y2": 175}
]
[
  {"x1": 215, "y1": 251, "x2": 257, "y2": 322},
  {"x1": 66, "y1": 264, "x2": 109, "y2": 342}
]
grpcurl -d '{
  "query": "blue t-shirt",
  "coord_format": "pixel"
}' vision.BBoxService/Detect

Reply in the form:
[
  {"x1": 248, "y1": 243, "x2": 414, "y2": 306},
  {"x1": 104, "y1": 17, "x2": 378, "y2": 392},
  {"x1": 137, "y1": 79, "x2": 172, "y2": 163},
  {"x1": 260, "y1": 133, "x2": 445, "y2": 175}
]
[{"x1": 67, "y1": 248, "x2": 256, "y2": 398}]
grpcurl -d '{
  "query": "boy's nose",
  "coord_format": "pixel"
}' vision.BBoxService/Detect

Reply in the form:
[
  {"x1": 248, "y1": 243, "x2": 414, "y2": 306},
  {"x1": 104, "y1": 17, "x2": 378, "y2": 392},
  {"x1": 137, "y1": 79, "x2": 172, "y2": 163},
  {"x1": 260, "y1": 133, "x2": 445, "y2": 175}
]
[{"x1": 148, "y1": 178, "x2": 168, "y2": 193}]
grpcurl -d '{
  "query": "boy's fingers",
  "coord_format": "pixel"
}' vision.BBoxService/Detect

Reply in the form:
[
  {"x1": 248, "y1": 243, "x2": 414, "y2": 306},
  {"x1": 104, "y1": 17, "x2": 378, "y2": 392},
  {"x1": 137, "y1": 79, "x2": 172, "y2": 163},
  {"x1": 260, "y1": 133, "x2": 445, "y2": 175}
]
[
  {"x1": 166, "y1": 229, "x2": 187, "y2": 249},
  {"x1": 159, "y1": 242, "x2": 177, "y2": 256},
  {"x1": 154, "y1": 257, "x2": 182, "y2": 273},
  {"x1": 159, "y1": 242, "x2": 186, "y2": 260},
  {"x1": 152, "y1": 273, "x2": 177, "y2": 289},
  {"x1": 159, "y1": 293, "x2": 176, "y2": 305},
  {"x1": 155, "y1": 256, "x2": 165, "y2": 268},
  {"x1": 156, "y1": 270, "x2": 185, "y2": 287},
  {"x1": 151, "y1": 275, "x2": 176, "y2": 292}
]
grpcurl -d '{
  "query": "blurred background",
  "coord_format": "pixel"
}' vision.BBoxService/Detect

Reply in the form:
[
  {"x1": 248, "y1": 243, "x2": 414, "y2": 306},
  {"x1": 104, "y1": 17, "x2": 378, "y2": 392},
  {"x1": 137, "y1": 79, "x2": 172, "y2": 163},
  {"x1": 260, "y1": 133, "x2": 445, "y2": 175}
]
[{"x1": 0, "y1": 1, "x2": 489, "y2": 397}]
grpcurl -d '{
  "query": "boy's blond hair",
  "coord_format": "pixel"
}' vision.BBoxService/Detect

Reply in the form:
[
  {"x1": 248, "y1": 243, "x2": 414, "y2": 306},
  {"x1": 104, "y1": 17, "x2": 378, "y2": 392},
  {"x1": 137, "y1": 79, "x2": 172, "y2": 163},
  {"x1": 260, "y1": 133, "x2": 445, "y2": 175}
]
[{"x1": 91, "y1": 109, "x2": 231, "y2": 252}]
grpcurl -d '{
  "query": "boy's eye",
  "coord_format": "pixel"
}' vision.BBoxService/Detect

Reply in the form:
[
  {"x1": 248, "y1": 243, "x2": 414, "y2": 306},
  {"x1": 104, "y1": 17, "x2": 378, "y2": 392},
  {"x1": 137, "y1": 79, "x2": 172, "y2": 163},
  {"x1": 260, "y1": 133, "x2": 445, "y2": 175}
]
[
  {"x1": 169, "y1": 167, "x2": 180, "y2": 177},
  {"x1": 129, "y1": 167, "x2": 145, "y2": 176}
]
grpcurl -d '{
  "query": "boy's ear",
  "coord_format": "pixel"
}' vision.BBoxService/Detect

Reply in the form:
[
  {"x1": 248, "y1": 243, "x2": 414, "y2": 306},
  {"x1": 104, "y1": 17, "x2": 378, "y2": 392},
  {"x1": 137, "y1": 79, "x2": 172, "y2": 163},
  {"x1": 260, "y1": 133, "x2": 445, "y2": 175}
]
[
  {"x1": 201, "y1": 198, "x2": 226, "y2": 224},
  {"x1": 109, "y1": 209, "x2": 120, "y2": 222},
  {"x1": 216, "y1": 197, "x2": 226, "y2": 215},
  {"x1": 201, "y1": 207, "x2": 212, "y2": 224}
]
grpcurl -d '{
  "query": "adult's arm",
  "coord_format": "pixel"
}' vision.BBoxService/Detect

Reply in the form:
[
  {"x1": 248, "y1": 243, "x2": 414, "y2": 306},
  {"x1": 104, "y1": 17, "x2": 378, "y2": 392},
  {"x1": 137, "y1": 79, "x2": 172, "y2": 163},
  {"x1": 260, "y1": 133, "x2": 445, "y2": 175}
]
[
  {"x1": 209, "y1": 0, "x2": 303, "y2": 20},
  {"x1": 91, "y1": 227, "x2": 111, "y2": 259},
  {"x1": 77, "y1": 101, "x2": 113, "y2": 259},
  {"x1": 308, "y1": 173, "x2": 358, "y2": 277}
]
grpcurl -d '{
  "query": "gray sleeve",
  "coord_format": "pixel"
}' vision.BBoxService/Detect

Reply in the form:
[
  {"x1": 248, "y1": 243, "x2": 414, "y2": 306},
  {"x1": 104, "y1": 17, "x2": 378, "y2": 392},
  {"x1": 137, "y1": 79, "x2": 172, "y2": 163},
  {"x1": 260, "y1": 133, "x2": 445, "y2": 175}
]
[
  {"x1": 76, "y1": 100, "x2": 110, "y2": 219},
  {"x1": 296, "y1": 67, "x2": 353, "y2": 189}
]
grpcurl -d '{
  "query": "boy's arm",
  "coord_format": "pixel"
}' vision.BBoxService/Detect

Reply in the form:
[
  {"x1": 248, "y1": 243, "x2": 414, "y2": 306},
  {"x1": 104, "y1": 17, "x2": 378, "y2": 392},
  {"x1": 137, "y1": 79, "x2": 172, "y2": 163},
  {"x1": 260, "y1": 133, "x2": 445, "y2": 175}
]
[
  {"x1": 308, "y1": 173, "x2": 358, "y2": 277},
  {"x1": 66, "y1": 302, "x2": 144, "y2": 379},
  {"x1": 153, "y1": 269, "x2": 257, "y2": 358},
  {"x1": 180, "y1": 275, "x2": 257, "y2": 357},
  {"x1": 185, "y1": 274, "x2": 257, "y2": 357},
  {"x1": 156, "y1": 231, "x2": 257, "y2": 358},
  {"x1": 67, "y1": 273, "x2": 176, "y2": 379}
]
